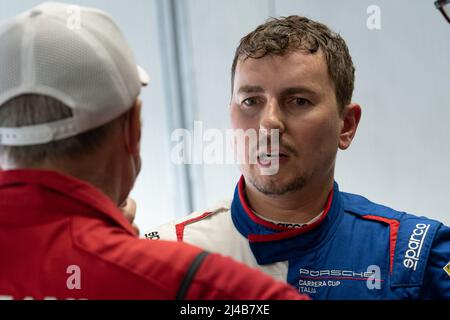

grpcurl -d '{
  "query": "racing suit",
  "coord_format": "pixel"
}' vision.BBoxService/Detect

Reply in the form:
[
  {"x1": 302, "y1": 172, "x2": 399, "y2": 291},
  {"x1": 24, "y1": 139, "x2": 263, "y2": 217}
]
[
  {"x1": 148, "y1": 176, "x2": 450, "y2": 299},
  {"x1": 0, "y1": 170, "x2": 306, "y2": 300}
]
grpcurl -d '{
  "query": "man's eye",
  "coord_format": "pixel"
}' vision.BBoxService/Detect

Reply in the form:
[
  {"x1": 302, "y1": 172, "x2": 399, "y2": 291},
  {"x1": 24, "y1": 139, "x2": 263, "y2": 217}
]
[
  {"x1": 292, "y1": 97, "x2": 311, "y2": 107},
  {"x1": 242, "y1": 98, "x2": 259, "y2": 106}
]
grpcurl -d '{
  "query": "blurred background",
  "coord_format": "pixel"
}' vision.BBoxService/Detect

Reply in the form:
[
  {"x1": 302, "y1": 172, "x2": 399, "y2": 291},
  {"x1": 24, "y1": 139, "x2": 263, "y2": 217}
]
[{"x1": 1, "y1": 0, "x2": 449, "y2": 228}]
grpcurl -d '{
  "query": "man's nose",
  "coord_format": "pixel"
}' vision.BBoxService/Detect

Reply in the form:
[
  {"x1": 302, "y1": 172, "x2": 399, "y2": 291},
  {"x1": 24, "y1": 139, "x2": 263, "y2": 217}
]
[{"x1": 260, "y1": 99, "x2": 286, "y2": 133}]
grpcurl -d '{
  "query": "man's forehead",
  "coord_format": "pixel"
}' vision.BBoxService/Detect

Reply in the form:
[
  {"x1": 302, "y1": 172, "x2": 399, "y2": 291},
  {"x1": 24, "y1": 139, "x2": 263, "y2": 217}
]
[{"x1": 234, "y1": 51, "x2": 331, "y2": 93}]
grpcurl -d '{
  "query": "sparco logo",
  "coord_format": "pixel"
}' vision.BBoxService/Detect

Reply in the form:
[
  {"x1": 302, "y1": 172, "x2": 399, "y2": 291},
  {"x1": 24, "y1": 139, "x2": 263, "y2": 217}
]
[{"x1": 403, "y1": 223, "x2": 430, "y2": 270}]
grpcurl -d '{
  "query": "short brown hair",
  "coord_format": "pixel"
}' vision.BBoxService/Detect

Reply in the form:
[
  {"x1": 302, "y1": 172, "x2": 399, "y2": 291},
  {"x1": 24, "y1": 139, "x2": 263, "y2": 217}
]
[{"x1": 231, "y1": 15, "x2": 355, "y2": 110}]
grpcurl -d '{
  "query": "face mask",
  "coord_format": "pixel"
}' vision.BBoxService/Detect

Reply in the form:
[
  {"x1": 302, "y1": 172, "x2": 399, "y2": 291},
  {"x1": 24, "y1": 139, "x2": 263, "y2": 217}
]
[{"x1": 129, "y1": 151, "x2": 141, "y2": 189}]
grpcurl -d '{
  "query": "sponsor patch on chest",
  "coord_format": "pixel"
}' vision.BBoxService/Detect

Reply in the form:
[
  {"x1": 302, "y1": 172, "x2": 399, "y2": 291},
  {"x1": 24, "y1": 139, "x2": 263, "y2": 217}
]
[{"x1": 296, "y1": 265, "x2": 383, "y2": 296}]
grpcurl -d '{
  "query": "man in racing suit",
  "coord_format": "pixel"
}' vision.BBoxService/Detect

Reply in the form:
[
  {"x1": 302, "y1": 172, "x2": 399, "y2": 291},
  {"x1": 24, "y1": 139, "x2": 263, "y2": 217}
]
[{"x1": 147, "y1": 14, "x2": 450, "y2": 299}]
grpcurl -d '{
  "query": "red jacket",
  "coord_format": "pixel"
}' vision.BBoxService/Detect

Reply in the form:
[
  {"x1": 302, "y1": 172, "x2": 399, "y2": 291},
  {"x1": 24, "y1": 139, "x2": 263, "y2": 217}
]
[{"x1": 0, "y1": 170, "x2": 307, "y2": 300}]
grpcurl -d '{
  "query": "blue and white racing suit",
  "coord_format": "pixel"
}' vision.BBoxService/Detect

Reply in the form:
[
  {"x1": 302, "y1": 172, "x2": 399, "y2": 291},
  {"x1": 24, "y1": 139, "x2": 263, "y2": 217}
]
[{"x1": 147, "y1": 177, "x2": 450, "y2": 299}]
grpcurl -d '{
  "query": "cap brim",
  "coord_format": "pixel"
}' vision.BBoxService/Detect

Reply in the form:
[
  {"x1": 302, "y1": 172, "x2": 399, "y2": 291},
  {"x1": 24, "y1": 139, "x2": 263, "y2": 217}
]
[{"x1": 137, "y1": 65, "x2": 150, "y2": 87}]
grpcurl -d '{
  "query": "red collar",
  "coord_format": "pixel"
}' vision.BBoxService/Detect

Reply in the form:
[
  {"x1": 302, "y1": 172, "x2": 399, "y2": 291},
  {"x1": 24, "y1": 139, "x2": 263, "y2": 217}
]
[
  {"x1": 237, "y1": 175, "x2": 334, "y2": 242},
  {"x1": 0, "y1": 169, "x2": 135, "y2": 235}
]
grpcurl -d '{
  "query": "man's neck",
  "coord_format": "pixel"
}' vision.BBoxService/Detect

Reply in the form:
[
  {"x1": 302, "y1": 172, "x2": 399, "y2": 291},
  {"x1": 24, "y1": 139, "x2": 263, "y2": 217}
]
[
  {"x1": 58, "y1": 162, "x2": 123, "y2": 206},
  {"x1": 245, "y1": 177, "x2": 334, "y2": 224},
  {"x1": 3, "y1": 156, "x2": 124, "y2": 206}
]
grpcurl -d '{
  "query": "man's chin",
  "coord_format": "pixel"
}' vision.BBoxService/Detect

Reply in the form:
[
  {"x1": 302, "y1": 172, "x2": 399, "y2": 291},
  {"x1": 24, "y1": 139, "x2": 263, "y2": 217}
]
[{"x1": 248, "y1": 174, "x2": 307, "y2": 196}]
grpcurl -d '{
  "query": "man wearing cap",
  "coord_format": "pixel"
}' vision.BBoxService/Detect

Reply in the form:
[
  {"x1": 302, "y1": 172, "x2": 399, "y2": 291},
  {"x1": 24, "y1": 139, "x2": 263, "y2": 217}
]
[
  {"x1": 148, "y1": 15, "x2": 450, "y2": 299},
  {"x1": 0, "y1": 2, "x2": 308, "y2": 300}
]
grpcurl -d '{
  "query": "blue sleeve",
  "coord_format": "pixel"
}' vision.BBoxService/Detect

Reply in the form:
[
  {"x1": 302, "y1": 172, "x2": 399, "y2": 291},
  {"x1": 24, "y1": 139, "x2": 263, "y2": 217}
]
[{"x1": 420, "y1": 224, "x2": 450, "y2": 299}]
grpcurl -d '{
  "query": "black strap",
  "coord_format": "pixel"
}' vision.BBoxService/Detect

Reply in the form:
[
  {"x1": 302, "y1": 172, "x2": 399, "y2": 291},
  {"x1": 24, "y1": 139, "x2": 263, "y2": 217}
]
[{"x1": 176, "y1": 251, "x2": 210, "y2": 300}]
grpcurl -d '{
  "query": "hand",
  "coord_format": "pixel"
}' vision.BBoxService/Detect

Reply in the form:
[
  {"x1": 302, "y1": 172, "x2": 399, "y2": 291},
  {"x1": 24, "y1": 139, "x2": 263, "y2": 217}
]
[{"x1": 120, "y1": 198, "x2": 140, "y2": 236}]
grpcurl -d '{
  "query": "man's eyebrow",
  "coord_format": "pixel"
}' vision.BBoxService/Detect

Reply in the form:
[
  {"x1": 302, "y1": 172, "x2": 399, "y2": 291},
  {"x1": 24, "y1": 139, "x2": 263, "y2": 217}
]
[
  {"x1": 237, "y1": 85, "x2": 265, "y2": 94},
  {"x1": 280, "y1": 87, "x2": 318, "y2": 97}
]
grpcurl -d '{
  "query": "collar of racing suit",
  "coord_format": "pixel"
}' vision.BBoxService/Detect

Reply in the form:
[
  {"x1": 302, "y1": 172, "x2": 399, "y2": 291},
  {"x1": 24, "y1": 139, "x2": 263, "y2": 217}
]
[
  {"x1": 231, "y1": 176, "x2": 343, "y2": 265},
  {"x1": 0, "y1": 169, "x2": 136, "y2": 236}
]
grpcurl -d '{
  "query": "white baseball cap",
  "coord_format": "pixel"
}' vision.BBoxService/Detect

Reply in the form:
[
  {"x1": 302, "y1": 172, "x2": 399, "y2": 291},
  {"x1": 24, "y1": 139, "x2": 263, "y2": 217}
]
[{"x1": 0, "y1": 2, "x2": 149, "y2": 146}]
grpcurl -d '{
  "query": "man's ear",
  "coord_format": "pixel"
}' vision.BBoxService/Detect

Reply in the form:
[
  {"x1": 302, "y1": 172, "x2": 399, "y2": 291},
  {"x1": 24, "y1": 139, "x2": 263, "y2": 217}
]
[
  {"x1": 338, "y1": 103, "x2": 362, "y2": 150},
  {"x1": 123, "y1": 99, "x2": 142, "y2": 155}
]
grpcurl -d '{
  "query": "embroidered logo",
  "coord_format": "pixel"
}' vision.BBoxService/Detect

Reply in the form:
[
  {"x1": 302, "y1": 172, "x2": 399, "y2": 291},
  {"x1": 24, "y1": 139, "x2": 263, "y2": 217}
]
[
  {"x1": 145, "y1": 231, "x2": 160, "y2": 240},
  {"x1": 444, "y1": 262, "x2": 450, "y2": 278},
  {"x1": 403, "y1": 223, "x2": 430, "y2": 271}
]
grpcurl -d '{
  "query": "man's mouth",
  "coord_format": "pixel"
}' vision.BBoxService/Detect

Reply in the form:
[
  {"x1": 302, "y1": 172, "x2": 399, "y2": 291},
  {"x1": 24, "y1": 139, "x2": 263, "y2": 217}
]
[{"x1": 257, "y1": 152, "x2": 289, "y2": 166}]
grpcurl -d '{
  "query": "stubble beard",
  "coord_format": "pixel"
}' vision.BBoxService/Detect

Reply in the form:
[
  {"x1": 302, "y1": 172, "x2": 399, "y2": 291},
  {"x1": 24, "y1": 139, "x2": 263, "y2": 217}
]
[{"x1": 248, "y1": 172, "x2": 309, "y2": 196}]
